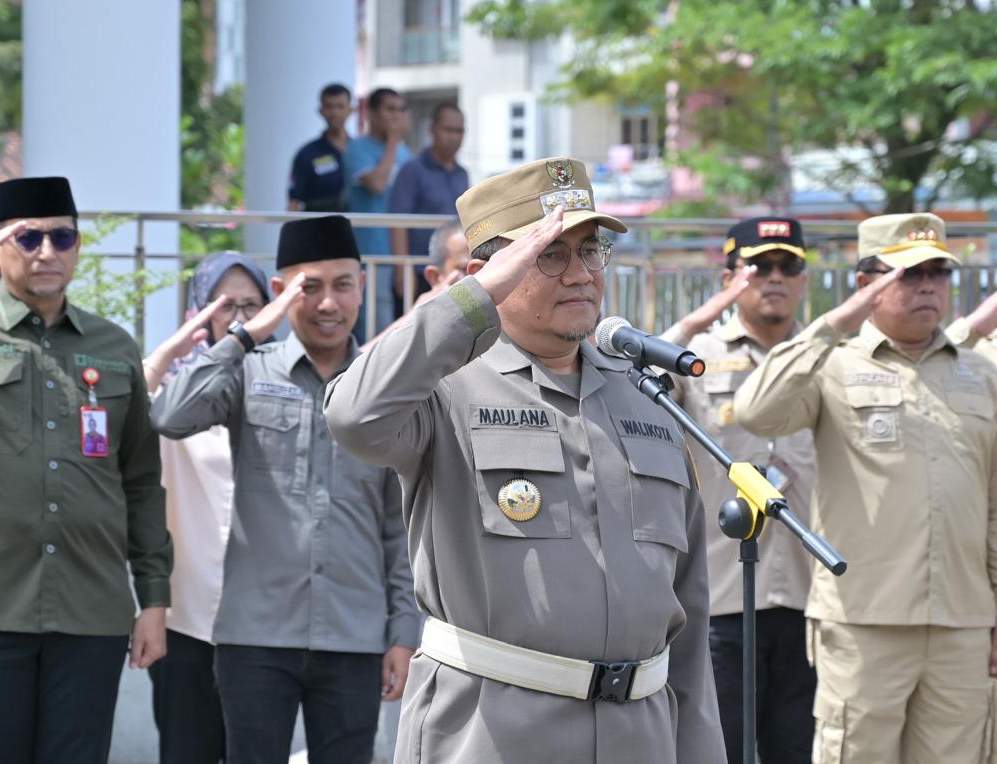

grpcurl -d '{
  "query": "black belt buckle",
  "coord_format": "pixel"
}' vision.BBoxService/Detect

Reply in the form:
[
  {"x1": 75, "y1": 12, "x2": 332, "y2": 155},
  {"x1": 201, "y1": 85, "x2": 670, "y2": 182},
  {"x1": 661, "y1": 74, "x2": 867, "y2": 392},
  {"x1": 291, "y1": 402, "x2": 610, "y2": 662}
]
[{"x1": 587, "y1": 660, "x2": 638, "y2": 703}]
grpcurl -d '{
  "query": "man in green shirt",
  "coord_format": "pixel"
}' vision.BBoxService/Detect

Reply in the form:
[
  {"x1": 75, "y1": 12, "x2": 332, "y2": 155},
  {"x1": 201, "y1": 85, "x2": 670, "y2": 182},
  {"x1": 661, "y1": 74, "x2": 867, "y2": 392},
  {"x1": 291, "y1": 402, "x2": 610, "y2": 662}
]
[{"x1": 0, "y1": 176, "x2": 172, "y2": 764}]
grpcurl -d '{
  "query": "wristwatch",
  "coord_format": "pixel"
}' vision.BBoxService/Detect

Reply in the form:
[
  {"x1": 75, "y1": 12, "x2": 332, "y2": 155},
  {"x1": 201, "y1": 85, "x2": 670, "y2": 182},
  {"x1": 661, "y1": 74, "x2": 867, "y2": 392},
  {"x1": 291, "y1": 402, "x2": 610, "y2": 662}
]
[{"x1": 227, "y1": 320, "x2": 256, "y2": 352}]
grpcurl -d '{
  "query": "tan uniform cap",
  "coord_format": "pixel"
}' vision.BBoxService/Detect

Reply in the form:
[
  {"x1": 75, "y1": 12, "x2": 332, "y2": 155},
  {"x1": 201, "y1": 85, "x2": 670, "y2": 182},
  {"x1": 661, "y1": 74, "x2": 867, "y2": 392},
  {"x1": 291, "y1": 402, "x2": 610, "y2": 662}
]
[
  {"x1": 858, "y1": 212, "x2": 960, "y2": 268},
  {"x1": 456, "y1": 157, "x2": 628, "y2": 253}
]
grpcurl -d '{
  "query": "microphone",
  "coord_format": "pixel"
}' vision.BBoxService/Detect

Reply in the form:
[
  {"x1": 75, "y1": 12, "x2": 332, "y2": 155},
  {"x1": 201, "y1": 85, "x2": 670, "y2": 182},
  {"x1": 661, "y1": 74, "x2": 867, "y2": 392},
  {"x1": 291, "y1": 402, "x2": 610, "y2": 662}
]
[{"x1": 596, "y1": 316, "x2": 706, "y2": 377}]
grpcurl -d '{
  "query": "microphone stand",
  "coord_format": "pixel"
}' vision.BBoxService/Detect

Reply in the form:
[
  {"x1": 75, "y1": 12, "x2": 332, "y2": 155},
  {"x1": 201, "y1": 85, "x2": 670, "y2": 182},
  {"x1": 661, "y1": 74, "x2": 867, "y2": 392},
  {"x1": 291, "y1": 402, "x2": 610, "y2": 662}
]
[{"x1": 626, "y1": 365, "x2": 845, "y2": 764}]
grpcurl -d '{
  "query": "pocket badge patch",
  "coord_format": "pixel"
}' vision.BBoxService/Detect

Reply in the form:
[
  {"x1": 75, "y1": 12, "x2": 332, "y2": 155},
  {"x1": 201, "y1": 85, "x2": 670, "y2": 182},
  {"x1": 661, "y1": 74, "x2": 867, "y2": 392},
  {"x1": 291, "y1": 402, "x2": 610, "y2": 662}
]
[
  {"x1": 865, "y1": 411, "x2": 898, "y2": 443},
  {"x1": 498, "y1": 478, "x2": 542, "y2": 522}
]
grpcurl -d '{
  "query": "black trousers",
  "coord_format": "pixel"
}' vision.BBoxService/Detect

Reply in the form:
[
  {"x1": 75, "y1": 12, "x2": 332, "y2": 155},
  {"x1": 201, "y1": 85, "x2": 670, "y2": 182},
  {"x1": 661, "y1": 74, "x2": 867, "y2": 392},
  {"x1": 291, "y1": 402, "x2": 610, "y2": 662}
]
[
  {"x1": 215, "y1": 644, "x2": 382, "y2": 764},
  {"x1": 0, "y1": 631, "x2": 128, "y2": 764},
  {"x1": 149, "y1": 629, "x2": 226, "y2": 764},
  {"x1": 709, "y1": 607, "x2": 817, "y2": 764}
]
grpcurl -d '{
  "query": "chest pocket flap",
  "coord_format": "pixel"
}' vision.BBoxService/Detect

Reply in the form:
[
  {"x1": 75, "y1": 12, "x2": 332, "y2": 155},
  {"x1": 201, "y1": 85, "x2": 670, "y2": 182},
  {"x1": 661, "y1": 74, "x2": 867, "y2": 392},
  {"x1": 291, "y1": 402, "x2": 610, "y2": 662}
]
[
  {"x1": 948, "y1": 390, "x2": 994, "y2": 419},
  {"x1": 469, "y1": 429, "x2": 569, "y2": 539},
  {"x1": 844, "y1": 384, "x2": 903, "y2": 409},
  {"x1": 0, "y1": 354, "x2": 24, "y2": 385},
  {"x1": 245, "y1": 397, "x2": 302, "y2": 431},
  {"x1": 620, "y1": 437, "x2": 690, "y2": 551}
]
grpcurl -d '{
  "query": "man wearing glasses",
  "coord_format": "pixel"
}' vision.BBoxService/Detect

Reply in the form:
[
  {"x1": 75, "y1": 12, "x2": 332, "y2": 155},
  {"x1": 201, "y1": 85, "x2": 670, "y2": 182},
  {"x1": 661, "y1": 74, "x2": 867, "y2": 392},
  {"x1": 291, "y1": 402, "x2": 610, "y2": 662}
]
[
  {"x1": 0, "y1": 176, "x2": 171, "y2": 764},
  {"x1": 661, "y1": 218, "x2": 817, "y2": 763},
  {"x1": 735, "y1": 213, "x2": 997, "y2": 763},
  {"x1": 326, "y1": 157, "x2": 726, "y2": 764}
]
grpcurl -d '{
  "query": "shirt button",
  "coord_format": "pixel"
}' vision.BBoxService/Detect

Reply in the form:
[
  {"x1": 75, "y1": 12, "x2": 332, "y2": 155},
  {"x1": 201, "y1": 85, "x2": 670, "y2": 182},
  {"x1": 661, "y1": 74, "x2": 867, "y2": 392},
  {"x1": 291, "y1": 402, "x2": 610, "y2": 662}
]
[
  {"x1": 48, "y1": 503, "x2": 58, "y2": 513},
  {"x1": 42, "y1": 339, "x2": 51, "y2": 349},
  {"x1": 315, "y1": 565, "x2": 324, "y2": 575},
  {"x1": 46, "y1": 420, "x2": 56, "y2": 430},
  {"x1": 45, "y1": 544, "x2": 56, "y2": 554},
  {"x1": 31, "y1": 316, "x2": 41, "y2": 325},
  {"x1": 48, "y1": 460, "x2": 58, "y2": 470},
  {"x1": 46, "y1": 380, "x2": 56, "y2": 390}
]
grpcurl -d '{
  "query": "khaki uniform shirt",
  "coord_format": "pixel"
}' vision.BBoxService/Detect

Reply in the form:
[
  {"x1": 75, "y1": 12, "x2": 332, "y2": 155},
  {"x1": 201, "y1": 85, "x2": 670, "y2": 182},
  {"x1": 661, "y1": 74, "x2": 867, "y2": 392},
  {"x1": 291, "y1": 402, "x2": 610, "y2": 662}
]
[
  {"x1": 665, "y1": 315, "x2": 815, "y2": 616},
  {"x1": 0, "y1": 281, "x2": 170, "y2": 636},
  {"x1": 733, "y1": 317, "x2": 997, "y2": 627},
  {"x1": 151, "y1": 333, "x2": 419, "y2": 651},
  {"x1": 325, "y1": 277, "x2": 725, "y2": 764}
]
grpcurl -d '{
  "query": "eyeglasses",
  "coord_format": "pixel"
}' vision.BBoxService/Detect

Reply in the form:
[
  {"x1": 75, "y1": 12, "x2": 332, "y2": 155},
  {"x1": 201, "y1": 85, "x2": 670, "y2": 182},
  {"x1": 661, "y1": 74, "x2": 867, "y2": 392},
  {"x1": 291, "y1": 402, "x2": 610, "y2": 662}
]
[
  {"x1": 747, "y1": 254, "x2": 806, "y2": 278},
  {"x1": 867, "y1": 265, "x2": 953, "y2": 285},
  {"x1": 536, "y1": 236, "x2": 613, "y2": 278},
  {"x1": 216, "y1": 300, "x2": 264, "y2": 320},
  {"x1": 13, "y1": 227, "x2": 79, "y2": 253}
]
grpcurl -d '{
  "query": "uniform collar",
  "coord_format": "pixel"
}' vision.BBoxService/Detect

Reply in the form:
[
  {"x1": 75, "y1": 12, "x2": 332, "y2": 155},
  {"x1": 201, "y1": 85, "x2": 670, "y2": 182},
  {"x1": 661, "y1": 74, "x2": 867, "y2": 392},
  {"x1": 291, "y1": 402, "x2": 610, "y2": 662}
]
[
  {"x1": 714, "y1": 312, "x2": 802, "y2": 346},
  {"x1": 281, "y1": 331, "x2": 360, "y2": 376},
  {"x1": 857, "y1": 319, "x2": 955, "y2": 359},
  {"x1": 481, "y1": 333, "x2": 631, "y2": 399},
  {"x1": 0, "y1": 279, "x2": 84, "y2": 334}
]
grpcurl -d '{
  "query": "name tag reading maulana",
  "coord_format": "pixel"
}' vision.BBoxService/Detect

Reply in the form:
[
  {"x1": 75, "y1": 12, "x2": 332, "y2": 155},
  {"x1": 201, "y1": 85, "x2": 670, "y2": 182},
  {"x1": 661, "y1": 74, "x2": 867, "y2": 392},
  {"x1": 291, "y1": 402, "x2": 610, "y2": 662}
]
[{"x1": 470, "y1": 404, "x2": 558, "y2": 431}]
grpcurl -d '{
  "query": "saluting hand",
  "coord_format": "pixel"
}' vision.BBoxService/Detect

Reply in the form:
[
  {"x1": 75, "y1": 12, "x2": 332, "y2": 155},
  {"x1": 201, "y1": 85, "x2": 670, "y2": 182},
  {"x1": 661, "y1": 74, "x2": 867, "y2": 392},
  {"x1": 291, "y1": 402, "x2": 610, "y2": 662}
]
[
  {"x1": 674, "y1": 264, "x2": 757, "y2": 339},
  {"x1": 473, "y1": 206, "x2": 565, "y2": 306},
  {"x1": 143, "y1": 295, "x2": 232, "y2": 390},
  {"x1": 0, "y1": 219, "x2": 28, "y2": 246},
  {"x1": 825, "y1": 267, "x2": 905, "y2": 335},
  {"x1": 242, "y1": 271, "x2": 307, "y2": 344},
  {"x1": 965, "y1": 290, "x2": 997, "y2": 340}
]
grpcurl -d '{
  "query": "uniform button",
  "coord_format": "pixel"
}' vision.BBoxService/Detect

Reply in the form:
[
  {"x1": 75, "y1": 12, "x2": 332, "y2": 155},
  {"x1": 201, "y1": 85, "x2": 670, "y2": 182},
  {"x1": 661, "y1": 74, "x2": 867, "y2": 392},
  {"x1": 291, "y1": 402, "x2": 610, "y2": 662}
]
[
  {"x1": 42, "y1": 339, "x2": 51, "y2": 348},
  {"x1": 31, "y1": 316, "x2": 41, "y2": 325},
  {"x1": 46, "y1": 420, "x2": 56, "y2": 430},
  {"x1": 48, "y1": 460, "x2": 58, "y2": 470},
  {"x1": 45, "y1": 544, "x2": 56, "y2": 554},
  {"x1": 315, "y1": 565, "x2": 324, "y2": 575},
  {"x1": 46, "y1": 380, "x2": 56, "y2": 390},
  {"x1": 48, "y1": 503, "x2": 58, "y2": 513}
]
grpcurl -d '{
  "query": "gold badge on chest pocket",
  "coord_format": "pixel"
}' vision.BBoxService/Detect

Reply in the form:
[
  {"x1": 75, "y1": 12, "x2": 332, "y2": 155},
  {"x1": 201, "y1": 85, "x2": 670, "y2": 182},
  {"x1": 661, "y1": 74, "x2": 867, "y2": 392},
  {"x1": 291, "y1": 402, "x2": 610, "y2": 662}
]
[{"x1": 498, "y1": 478, "x2": 542, "y2": 522}]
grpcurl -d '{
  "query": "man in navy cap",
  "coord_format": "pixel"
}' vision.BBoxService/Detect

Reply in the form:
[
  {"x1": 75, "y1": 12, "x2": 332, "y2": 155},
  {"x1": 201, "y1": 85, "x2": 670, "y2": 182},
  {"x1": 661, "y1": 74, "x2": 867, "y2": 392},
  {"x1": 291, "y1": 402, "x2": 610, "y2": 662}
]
[
  {"x1": 0, "y1": 176, "x2": 171, "y2": 764},
  {"x1": 152, "y1": 215, "x2": 418, "y2": 764}
]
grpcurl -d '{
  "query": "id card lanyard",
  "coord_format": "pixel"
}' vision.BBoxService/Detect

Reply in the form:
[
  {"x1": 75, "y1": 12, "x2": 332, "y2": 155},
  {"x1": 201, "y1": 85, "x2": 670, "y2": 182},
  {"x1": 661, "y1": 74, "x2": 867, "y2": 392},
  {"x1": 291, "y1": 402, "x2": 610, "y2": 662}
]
[{"x1": 80, "y1": 367, "x2": 109, "y2": 458}]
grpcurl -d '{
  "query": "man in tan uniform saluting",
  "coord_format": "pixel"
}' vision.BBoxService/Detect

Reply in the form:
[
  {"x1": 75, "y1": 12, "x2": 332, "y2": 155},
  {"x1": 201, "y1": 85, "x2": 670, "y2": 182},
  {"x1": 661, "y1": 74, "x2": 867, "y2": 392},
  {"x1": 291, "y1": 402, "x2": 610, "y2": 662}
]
[
  {"x1": 733, "y1": 212, "x2": 997, "y2": 764},
  {"x1": 663, "y1": 217, "x2": 817, "y2": 763},
  {"x1": 325, "y1": 157, "x2": 726, "y2": 764}
]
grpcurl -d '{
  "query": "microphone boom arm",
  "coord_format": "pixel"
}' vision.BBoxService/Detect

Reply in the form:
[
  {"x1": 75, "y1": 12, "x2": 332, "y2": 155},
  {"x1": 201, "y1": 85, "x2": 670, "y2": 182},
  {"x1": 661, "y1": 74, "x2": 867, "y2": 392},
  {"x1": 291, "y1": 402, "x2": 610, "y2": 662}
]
[{"x1": 626, "y1": 365, "x2": 846, "y2": 576}]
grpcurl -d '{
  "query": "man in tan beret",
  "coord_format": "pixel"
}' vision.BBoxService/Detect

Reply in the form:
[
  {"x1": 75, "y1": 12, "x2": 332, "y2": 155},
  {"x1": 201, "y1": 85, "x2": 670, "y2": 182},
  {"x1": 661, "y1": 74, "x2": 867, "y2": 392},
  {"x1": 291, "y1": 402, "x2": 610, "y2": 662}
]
[
  {"x1": 734, "y1": 212, "x2": 997, "y2": 763},
  {"x1": 325, "y1": 157, "x2": 725, "y2": 763}
]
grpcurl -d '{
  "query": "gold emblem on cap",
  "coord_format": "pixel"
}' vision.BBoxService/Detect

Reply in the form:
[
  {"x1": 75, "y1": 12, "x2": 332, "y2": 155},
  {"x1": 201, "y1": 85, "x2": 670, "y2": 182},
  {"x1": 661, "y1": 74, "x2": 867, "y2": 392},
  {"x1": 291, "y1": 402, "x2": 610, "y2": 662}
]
[
  {"x1": 907, "y1": 228, "x2": 937, "y2": 241},
  {"x1": 497, "y1": 478, "x2": 542, "y2": 522},
  {"x1": 546, "y1": 159, "x2": 575, "y2": 189}
]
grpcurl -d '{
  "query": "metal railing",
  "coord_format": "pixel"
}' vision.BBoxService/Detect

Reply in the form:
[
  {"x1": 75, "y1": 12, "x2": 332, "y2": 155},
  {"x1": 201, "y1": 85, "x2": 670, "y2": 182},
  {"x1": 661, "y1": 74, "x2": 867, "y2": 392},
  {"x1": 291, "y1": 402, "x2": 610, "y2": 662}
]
[{"x1": 76, "y1": 210, "x2": 997, "y2": 347}]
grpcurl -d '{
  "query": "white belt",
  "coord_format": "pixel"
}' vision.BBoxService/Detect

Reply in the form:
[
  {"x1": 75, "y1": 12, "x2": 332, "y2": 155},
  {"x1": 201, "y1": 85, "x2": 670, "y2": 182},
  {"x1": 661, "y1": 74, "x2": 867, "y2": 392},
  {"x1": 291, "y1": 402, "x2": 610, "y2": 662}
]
[{"x1": 419, "y1": 617, "x2": 670, "y2": 703}]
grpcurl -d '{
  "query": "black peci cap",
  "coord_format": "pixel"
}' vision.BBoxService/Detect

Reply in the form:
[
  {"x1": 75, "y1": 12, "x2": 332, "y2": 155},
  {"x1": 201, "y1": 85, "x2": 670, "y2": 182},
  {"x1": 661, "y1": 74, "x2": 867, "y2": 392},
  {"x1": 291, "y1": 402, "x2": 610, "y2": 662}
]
[
  {"x1": 0, "y1": 176, "x2": 78, "y2": 221},
  {"x1": 276, "y1": 215, "x2": 360, "y2": 270}
]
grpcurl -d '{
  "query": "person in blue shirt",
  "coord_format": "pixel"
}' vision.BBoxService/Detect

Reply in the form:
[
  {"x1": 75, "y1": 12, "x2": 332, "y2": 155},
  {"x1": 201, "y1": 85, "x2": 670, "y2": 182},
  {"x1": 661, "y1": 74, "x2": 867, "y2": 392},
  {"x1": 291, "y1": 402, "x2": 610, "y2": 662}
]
[
  {"x1": 389, "y1": 102, "x2": 469, "y2": 307},
  {"x1": 344, "y1": 88, "x2": 412, "y2": 337},
  {"x1": 287, "y1": 83, "x2": 352, "y2": 213}
]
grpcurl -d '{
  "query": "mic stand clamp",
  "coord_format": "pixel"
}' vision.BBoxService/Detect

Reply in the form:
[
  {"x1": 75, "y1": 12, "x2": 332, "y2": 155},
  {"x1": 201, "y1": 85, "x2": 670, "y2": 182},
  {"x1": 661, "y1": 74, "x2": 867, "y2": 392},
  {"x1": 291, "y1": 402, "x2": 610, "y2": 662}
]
[{"x1": 627, "y1": 365, "x2": 846, "y2": 764}]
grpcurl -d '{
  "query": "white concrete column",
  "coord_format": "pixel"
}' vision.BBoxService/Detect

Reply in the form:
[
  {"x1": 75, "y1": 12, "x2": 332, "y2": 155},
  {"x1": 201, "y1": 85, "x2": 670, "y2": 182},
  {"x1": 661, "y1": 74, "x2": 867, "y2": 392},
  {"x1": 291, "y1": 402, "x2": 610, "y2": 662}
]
[
  {"x1": 244, "y1": 0, "x2": 356, "y2": 257},
  {"x1": 22, "y1": 0, "x2": 181, "y2": 350}
]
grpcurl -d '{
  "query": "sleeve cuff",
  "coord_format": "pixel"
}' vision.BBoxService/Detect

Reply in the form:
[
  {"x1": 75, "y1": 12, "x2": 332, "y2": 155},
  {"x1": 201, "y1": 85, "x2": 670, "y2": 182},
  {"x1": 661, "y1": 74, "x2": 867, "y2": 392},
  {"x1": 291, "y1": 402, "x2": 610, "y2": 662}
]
[
  {"x1": 387, "y1": 612, "x2": 423, "y2": 649},
  {"x1": 207, "y1": 334, "x2": 248, "y2": 364},
  {"x1": 135, "y1": 577, "x2": 171, "y2": 610},
  {"x1": 446, "y1": 276, "x2": 501, "y2": 338},
  {"x1": 799, "y1": 315, "x2": 846, "y2": 347}
]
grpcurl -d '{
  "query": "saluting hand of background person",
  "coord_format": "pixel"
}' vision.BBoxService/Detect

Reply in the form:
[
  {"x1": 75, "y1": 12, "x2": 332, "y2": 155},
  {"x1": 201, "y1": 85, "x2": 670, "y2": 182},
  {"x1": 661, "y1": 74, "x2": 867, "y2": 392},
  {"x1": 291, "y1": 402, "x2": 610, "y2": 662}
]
[
  {"x1": 242, "y1": 271, "x2": 307, "y2": 344},
  {"x1": 472, "y1": 205, "x2": 564, "y2": 306},
  {"x1": 130, "y1": 606, "x2": 167, "y2": 670},
  {"x1": 0, "y1": 219, "x2": 28, "y2": 247},
  {"x1": 825, "y1": 267, "x2": 905, "y2": 334},
  {"x1": 964, "y1": 290, "x2": 997, "y2": 340},
  {"x1": 143, "y1": 295, "x2": 231, "y2": 390},
  {"x1": 672, "y1": 264, "x2": 757, "y2": 339}
]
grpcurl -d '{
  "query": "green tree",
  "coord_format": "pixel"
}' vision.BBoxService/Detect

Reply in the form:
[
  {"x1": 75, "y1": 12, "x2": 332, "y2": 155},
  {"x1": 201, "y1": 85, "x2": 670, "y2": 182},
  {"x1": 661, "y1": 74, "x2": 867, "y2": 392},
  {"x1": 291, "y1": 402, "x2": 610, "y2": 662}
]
[
  {"x1": 469, "y1": 0, "x2": 997, "y2": 213},
  {"x1": 0, "y1": 1, "x2": 21, "y2": 134}
]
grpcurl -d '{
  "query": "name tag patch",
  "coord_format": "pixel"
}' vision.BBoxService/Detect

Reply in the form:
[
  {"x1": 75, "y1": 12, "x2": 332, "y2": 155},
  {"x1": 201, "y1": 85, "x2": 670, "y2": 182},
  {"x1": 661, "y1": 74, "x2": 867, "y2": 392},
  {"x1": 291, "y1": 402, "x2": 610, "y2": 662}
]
[
  {"x1": 252, "y1": 381, "x2": 305, "y2": 400},
  {"x1": 845, "y1": 372, "x2": 899, "y2": 387},
  {"x1": 471, "y1": 405, "x2": 557, "y2": 431},
  {"x1": 73, "y1": 353, "x2": 130, "y2": 374},
  {"x1": 615, "y1": 416, "x2": 680, "y2": 446},
  {"x1": 312, "y1": 155, "x2": 339, "y2": 175},
  {"x1": 704, "y1": 357, "x2": 753, "y2": 374}
]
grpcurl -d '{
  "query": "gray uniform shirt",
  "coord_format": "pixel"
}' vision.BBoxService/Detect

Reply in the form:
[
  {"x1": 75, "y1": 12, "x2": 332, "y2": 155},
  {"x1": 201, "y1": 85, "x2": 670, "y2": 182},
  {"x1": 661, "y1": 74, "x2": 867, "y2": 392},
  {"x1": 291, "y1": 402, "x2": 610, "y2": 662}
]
[
  {"x1": 326, "y1": 277, "x2": 725, "y2": 764},
  {"x1": 151, "y1": 333, "x2": 419, "y2": 651}
]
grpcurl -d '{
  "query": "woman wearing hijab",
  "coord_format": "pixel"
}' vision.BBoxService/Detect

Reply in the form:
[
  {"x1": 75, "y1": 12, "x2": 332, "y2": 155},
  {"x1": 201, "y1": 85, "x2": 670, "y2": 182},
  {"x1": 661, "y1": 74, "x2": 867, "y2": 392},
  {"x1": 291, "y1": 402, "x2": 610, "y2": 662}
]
[{"x1": 143, "y1": 252, "x2": 270, "y2": 764}]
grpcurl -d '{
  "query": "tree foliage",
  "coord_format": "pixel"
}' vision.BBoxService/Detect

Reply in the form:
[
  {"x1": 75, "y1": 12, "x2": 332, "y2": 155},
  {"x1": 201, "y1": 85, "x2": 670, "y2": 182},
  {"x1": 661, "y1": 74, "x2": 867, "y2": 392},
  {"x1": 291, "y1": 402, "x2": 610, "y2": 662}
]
[
  {"x1": 469, "y1": 0, "x2": 997, "y2": 212},
  {"x1": 0, "y1": 1, "x2": 22, "y2": 134}
]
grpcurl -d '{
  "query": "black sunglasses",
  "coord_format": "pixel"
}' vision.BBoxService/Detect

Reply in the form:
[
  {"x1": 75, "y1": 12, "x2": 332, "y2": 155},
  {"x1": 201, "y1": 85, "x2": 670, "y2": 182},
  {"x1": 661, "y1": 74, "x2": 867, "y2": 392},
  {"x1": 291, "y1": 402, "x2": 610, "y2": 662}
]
[
  {"x1": 14, "y1": 227, "x2": 79, "y2": 253},
  {"x1": 745, "y1": 254, "x2": 806, "y2": 278}
]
